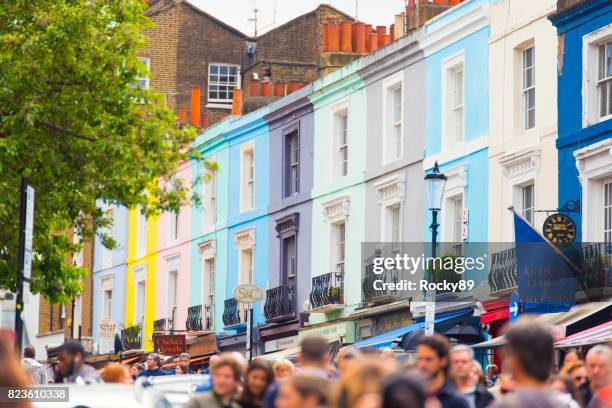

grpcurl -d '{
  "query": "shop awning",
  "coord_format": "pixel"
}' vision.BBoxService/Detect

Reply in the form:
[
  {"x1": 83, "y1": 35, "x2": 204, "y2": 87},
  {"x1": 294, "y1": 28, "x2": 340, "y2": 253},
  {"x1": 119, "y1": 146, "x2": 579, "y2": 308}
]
[
  {"x1": 472, "y1": 302, "x2": 611, "y2": 349},
  {"x1": 258, "y1": 338, "x2": 342, "y2": 362},
  {"x1": 352, "y1": 311, "x2": 472, "y2": 349},
  {"x1": 555, "y1": 321, "x2": 612, "y2": 348}
]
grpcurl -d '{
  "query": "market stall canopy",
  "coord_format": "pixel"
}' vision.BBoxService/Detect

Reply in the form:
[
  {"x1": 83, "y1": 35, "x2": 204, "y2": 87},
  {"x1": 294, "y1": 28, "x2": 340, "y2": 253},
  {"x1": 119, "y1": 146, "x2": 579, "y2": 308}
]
[
  {"x1": 352, "y1": 310, "x2": 472, "y2": 350},
  {"x1": 258, "y1": 338, "x2": 341, "y2": 362},
  {"x1": 472, "y1": 302, "x2": 611, "y2": 349},
  {"x1": 555, "y1": 321, "x2": 612, "y2": 348}
]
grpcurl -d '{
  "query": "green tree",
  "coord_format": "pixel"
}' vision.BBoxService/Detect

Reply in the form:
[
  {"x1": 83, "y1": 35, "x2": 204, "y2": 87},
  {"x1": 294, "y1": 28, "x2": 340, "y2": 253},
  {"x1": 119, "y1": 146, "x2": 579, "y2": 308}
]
[{"x1": 0, "y1": 0, "x2": 209, "y2": 303}]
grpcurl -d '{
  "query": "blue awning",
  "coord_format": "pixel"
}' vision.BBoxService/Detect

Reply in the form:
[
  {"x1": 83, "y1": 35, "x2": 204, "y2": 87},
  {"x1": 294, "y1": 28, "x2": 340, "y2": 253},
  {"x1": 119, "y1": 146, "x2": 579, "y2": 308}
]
[{"x1": 352, "y1": 311, "x2": 472, "y2": 349}]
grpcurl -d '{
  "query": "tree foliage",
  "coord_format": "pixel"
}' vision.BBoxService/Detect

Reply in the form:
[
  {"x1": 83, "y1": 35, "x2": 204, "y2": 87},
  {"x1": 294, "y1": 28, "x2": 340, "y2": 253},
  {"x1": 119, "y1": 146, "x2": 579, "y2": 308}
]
[{"x1": 0, "y1": 0, "x2": 205, "y2": 303}]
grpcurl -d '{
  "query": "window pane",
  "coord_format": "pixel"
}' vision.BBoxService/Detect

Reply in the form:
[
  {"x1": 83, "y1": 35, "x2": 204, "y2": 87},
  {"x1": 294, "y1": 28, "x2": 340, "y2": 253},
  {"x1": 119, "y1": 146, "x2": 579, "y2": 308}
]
[
  {"x1": 220, "y1": 65, "x2": 228, "y2": 75},
  {"x1": 210, "y1": 65, "x2": 219, "y2": 74},
  {"x1": 607, "y1": 43, "x2": 612, "y2": 77}
]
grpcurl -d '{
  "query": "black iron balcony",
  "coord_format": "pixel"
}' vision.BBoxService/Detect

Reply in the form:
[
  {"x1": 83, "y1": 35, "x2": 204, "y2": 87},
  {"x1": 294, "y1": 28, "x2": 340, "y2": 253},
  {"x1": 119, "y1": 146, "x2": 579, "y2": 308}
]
[
  {"x1": 362, "y1": 262, "x2": 404, "y2": 304},
  {"x1": 222, "y1": 298, "x2": 248, "y2": 327},
  {"x1": 264, "y1": 285, "x2": 295, "y2": 323},
  {"x1": 153, "y1": 318, "x2": 170, "y2": 333},
  {"x1": 309, "y1": 272, "x2": 344, "y2": 313},
  {"x1": 121, "y1": 323, "x2": 142, "y2": 351},
  {"x1": 576, "y1": 243, "x2": 612, "y2": 296},
  {"x1": 186, "y1": 304, "x2": 214, "y2": 332},
  {"x1": 488, "y1": 247, "x2": 518, "y2": 294}
]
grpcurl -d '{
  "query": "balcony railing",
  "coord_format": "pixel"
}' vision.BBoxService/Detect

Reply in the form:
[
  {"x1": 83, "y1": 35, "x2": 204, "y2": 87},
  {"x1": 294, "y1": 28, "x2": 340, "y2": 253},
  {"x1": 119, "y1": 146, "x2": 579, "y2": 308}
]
[
  {"x1": 222, "y1": 298, "x2": 248, "y2": 327},
  {"x1": 576, "y1": 243, "x2": 612, "y2": 296},
  {"x1": 309, "y1": 272, "x2": 344, "y2": 312},
  {"x1": 362, "y1": 262, "x2": 404, "y2": 304},
  {"x1": 264, "y1": 285, "x2": 295, "y2": 323},
  {"x1": 488, "y1": 247, "x2": 518, "y2": 294},
  {"x1": 186, "y1": 304, "x2": 214, "y2": 332},
  {"x1": 121, "y1": 323, "x2": 142, "y2": 351},
  {"x1": 153, "y1": 318, "x2": 171, "y2": 333}
]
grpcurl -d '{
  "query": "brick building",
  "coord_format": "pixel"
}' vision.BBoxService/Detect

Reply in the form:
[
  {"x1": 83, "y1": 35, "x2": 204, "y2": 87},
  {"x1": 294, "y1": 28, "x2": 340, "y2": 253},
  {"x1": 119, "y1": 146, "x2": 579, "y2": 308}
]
[
  {"x1": 37, "y1": 235, "x2": 94, "y2": 357},
  {"x1": 142, "y1": 0, "x2": 358, "y2": 126}
]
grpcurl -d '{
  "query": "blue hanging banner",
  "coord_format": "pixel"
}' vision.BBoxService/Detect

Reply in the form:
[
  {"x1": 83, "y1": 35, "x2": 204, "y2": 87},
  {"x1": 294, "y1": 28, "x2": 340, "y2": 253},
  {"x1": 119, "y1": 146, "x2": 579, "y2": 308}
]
[{"x1": 513, "y1": 211, "x2": 576, "y2": 313}]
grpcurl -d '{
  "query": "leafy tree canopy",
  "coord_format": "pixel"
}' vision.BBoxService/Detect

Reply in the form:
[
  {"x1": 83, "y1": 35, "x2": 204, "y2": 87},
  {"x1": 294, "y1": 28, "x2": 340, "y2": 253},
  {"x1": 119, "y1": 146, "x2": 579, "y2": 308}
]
[{"x1": 0, "y1": 0, "x2": 209, "y2": 303}]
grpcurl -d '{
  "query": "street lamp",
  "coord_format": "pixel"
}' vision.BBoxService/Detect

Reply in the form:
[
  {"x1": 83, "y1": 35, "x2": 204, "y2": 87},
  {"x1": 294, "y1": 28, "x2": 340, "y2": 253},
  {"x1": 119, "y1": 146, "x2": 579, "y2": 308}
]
[
  {"x1": 425, "y1": 161, "x2": 447, "y2": 260},
  {"x1": 424, "y1": 161, "x2": 446, "y2": 336}
]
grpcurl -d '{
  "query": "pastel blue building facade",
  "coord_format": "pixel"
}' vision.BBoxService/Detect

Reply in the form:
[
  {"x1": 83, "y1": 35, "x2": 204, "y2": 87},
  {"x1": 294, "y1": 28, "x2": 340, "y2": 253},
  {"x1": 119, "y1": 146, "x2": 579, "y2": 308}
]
[
  {"x1": 423, "y1": 1, "x2": 491, "y2": 249},
  {"x1": 92, "y1": 203, "x2": 128, "y2": 354}
]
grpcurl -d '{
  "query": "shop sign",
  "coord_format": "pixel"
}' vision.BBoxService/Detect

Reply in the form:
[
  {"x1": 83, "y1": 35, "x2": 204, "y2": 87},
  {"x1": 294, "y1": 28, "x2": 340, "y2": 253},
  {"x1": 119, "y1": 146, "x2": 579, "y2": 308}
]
[
  {"x1": 264, "y1": 335, "x2": 299, "y2": 353},
  {"x1": 299, "y1": 321, "x2": 355, "y2": 343},
  {"x1": 233, "y1": 284, "x2": 264, "y2": 304},
  {"x1": 153, "y1": 335, "x2": 187, "y2": 355},
  {"x1": 99, "y1": 318, "x2": 116, "y2": 339}
]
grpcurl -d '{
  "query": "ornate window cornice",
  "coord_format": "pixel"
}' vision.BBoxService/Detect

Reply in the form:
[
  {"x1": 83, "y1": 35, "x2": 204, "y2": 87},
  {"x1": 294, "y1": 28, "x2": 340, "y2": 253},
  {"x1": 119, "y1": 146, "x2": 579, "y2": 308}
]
[
  {"x1": 198, "y1": 239, "x2": 216, "y2": 260},
  {"x1": 275, "y1": 213, "x2": 299, "y2": 239},
  {"x1": 234, "y1": 228, "x2": 255, "y2": 250},
  {"x1": 374, "y1": 174, "x2": 405, "y2": 206},
  {"x1": 322, "y1": 196, "x2": 350, "y2": 223},
  {"x1": 498, "y1": 147, "x2": 540, "y2": 180}
]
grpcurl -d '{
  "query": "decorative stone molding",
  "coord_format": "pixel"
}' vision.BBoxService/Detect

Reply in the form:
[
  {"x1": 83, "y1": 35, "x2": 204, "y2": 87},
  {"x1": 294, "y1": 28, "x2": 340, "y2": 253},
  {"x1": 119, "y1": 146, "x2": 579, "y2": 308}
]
[
  {"x1": 374, "y1": 174, "x2": 405, "y2": 206},
  {"x1": 133, "y1": 263, "x2": 147, "y2": 283},
  {"x1": 574, "y1": 138, "x2": 612, "y2": 182},
  {"x1": 322, "y1": 196, "x2": 350, "y2": 223},
  {"x1": 234, "y1": 228, "x2": 255, "y2": 250},
  {"x1": 100, "y1": 276, "x2": 114, "y2": 291},
  {"x1": 498, "y1": 147, "x2": 540, "y2": 181},
  {"x1": 444, "y1": 164, "x2": 468, "y2": 198},
  {"x1": 198, "y1": 239, "x2": 216, "y2": 260},
  {"x1": 275, "y1": 213, "x2": 299, "y2": 239}
]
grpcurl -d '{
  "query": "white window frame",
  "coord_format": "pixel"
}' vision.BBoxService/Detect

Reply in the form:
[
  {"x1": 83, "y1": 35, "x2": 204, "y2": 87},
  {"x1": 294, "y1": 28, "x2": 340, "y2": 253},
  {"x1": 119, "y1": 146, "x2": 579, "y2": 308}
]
[
  {"x1": 521, "y1": 45, "x2": 536, "y2": 130},
  {"x1": 203, "y1": 162, "x2": 217, "y2": 233},
  {"x1": 199, "y1": 239, "x2": 216, "y2": 307},
  {"x1": 440, "y1": 164, "x2": 467, "y2": 243},
  {"x1": 240, "y1": 142, "x2": 256, "y2": 212},
  {"x1": 165, "y1": 254, "x2": 179, "y2": 321},
  {"x1": 136, "y1": 207, "x2": 147, "y2": 258},
  {"x1": 208, "y1": 63, "x2": 241, "y2": 104},
  {"x1": 374, "y1": 174, "x2": 405, "y2": 245},
  {"x1": 133, "y1": 264, "x2": 147, "y2": 325},
  {"x1": 101, "y1": 276, "x2": 114, "y2": 320},
  {"x1": 101, "y1": 207, "x2": 114, "y2": 270},
  {"x1": 168, "y1": 211, "x2": 179, "y2": 244},
  {"x1": 322, "y1": 196, "x2": 350, "y2": 273},
  {"x1": 520, "y1": 183, "x2": 535, "y2": 225},
  {"x1": 582, "y1": 24, "x2": 612, "y2": 127},
  {"x1": 442, "y1": 52, "x2": 465, "y2": 147},
  {"x1": 332, "y1": 221, "x2": 346, "y2": 273},
  {"x1": 575, "y1": 139, "x2": 612, "y2": 241},
  {"x1": 382, "y1": 72, "x2": 404, "y2": 163},
  {"x1": 234, "y1": 228, "x2": 255, "y2": 285},
  {"x1": 332, "y1": 103, "x2": 349, "y2": 179},
  {"x1": 137, "y1": 57, "x2": 150, "y2": 90}
]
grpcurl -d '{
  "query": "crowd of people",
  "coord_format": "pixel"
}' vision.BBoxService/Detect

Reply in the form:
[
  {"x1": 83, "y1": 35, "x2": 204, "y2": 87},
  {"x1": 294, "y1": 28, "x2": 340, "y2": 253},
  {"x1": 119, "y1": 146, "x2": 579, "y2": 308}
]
[{"x1": 2, "y1": 317, "x2": 611, "y2": 408}]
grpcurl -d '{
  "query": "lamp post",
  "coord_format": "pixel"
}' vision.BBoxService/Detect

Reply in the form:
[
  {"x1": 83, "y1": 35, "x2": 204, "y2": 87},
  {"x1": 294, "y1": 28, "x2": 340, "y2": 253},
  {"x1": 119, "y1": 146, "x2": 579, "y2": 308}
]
[{"x1": 424, "y1": 161, "x2": 446, "y2": 335}]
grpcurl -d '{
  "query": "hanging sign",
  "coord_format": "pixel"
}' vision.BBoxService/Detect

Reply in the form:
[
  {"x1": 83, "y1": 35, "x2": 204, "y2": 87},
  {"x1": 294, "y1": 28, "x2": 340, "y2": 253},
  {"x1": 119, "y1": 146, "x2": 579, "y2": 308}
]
[
  {"x1": 542, "y1": 213, "x2": 576, "y2": 246},
  {"x1": 233, "y1": 284, "x2": 264, "y2": 304}
]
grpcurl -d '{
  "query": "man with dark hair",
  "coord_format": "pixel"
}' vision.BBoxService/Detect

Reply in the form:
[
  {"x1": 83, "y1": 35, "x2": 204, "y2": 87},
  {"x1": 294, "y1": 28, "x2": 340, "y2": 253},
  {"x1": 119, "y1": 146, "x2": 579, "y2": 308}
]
[
  {"x1": 139, "y1": 352, "x2": 167, "y2": 377},
  {"x1": 492, "y1": 318, "x2": 578, "y2": 408},
  {"x1": 417, "y1": 334, "x2": 469, "y2": 408},
  {"x1": 57, "y1": 341, "x2": 100, "y2": 384},
  {"x1": 21, "y1": 345, "x2": 46, "y2": 384}
]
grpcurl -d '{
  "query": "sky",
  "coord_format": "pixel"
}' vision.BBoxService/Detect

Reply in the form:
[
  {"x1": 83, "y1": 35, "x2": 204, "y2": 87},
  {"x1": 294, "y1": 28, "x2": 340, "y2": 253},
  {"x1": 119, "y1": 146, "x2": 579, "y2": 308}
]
[{"x1": 190, "y1": 0, "x2": 406, "y2": 36}]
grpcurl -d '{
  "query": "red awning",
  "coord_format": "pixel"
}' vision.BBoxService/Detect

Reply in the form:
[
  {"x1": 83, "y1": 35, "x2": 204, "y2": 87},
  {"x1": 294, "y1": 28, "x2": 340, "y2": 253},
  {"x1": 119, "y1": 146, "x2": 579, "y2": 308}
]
[{"x1": 480, "y1": 308, "x2": 509, "y2": 324}]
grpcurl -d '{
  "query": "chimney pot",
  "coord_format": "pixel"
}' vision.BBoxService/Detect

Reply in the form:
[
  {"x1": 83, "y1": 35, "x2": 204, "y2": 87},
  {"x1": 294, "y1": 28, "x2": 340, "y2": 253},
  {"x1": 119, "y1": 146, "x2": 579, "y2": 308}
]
[
  {"x1": 261, "y1": 81, "x2": 272, "y2": 97},
  {"x1": 322, "y1": 23, "x2": 329, "y2": 51},
  {"x1": 231, "y1": 89, "x2": 243, "y2": 116},
  {"x1": 353, "y1": 22, "x2": 366, "y2": 53},
  {"x1": 376, "y1": 25, "x2": 386, "y2": 35},
  {"x1": 178, "y1": 106, "x2": 187, "y2": 125},
  {"x1": 369, "y1": 33, "x2": 379, "y2": 52},
  {"x1": 340, "y1": 22, "x2": 352, "y2": 52},
  {"x1": 274, "y1": 81, "x2": 285, "y2": 97},
  {"x1": 248, "y1": 79, "x2": 259, "y2": 97},
  {"x1": 328, "y1": 23, "x2": 340, "y2": 52},
  {"x1": 365, "y1": 24, "x2": 372, "y2": 50},
  {"x1": 190, "y1": 87, "x2": 201, "y2": 126}
]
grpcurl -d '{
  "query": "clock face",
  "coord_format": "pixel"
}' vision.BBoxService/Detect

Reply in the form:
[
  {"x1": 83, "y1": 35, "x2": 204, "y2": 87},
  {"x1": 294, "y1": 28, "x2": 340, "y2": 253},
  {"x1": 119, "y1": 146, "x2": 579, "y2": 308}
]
[{"x1": 543, "y1": 214, "x2": 576, "y2": 246}]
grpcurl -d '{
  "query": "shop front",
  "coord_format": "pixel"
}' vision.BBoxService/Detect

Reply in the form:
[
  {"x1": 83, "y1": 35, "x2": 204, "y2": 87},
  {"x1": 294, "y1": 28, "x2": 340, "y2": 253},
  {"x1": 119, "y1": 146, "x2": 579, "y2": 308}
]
[
  {"x1": 217, "y1": 332, "x2": 247, "y2": 354},
  {"x1": 351, "y1": 301, "x2": 412, "y2": 342}
]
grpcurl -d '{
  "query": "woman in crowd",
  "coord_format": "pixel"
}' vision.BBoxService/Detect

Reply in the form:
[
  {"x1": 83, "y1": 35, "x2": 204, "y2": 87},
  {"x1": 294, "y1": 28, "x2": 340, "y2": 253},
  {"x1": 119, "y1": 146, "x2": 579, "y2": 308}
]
[
  {"x1": 237, "y1": 359, "x2": 275, "y2": 408},
  {"x1": 549, "y1": 374, "x2": 582, "y2": 408},
  {"x1": 332, "y1": 358, "x2": 396, "y2": 408},
  {"x1": 175, "y1": 364, "x2": 191, "y2": 375},
  {"x1": 272, "y1": 359, "x2": 294, "y2": 381},
  {"x1": 563, "y1": 360, "x2": 588, "y2": 389},
  {"x1": 130, "y1": 363, "x2": 144, "y2": 380},
  {"x1": 276, "y1": 374, "x2": 330, "y2": 408},
  {"x1": 101, "y1": 363, "x2": 133, "y2": 384},
  {"x1": 335, "y1": 346, "x2": 362, "y2": 378}
]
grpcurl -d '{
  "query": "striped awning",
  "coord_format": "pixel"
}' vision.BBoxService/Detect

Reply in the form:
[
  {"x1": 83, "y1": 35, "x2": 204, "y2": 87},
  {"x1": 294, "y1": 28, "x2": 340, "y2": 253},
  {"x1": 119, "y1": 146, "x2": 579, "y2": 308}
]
[{"x1": 555, "y1": 321, "x2": 612, "y2": 348}]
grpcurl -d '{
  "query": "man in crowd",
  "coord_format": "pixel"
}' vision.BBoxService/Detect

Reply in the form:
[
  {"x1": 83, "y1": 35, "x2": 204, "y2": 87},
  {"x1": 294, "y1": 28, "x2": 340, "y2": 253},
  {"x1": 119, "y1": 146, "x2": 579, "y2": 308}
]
[
  {"x1": 450, "y1": 344, "x2": 493, "y2": 408},
  {"x1": 178, "y1": 352, "x2": 196, "y2": 374},
  {"x1": 494, "y1": 318, "x2": 578, "y2": 408},
  {"x1": 579, "y1": 344, "x2": 612, "y2": 406},
  {"x1": 139, "y1": 353, "x2": 167, "y2": 377},
  {"x1": 184, "y1": 353, "x2": 242, "y2": 408},
  {"x1": 57, "y1": 341, "x2": 100, "y2": 384},
  {"x1": 21, "y1": 345, "x2": 46, "y2": 385},
  {"x1": 416, "y1": 334, "x2": 469, "y2": 408}
]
